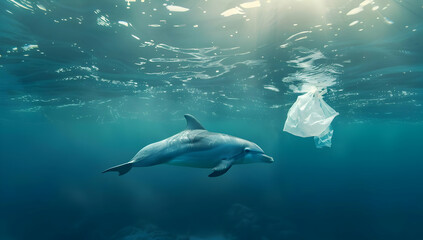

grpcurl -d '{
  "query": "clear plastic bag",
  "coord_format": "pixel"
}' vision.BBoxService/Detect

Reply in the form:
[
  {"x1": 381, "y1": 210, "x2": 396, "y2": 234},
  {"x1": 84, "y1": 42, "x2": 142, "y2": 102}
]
[
  {"x1": 314, "y1": 125, "x2": 334, "y2": 148},
  {"x1": 283, "y1": 87, "x2": 338, "y2": 147}
]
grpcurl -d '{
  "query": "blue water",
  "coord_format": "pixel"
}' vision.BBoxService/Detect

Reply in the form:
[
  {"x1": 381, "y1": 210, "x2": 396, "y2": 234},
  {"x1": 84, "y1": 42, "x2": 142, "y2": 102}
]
[{"x1": 1, "y1": 0, "x2": 423, "y2": 239}]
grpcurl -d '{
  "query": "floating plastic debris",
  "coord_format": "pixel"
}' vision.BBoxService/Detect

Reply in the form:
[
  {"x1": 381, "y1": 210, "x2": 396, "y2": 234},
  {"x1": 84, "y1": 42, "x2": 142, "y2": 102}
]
[
  {"x1": 166, "y1": 5, "x2": 189, "y2": 12},
  {"x1": 314, "y1": 126, "x2": 334, "y2": 148},
  {"x1": 283, "y1": 87, "x2": 339, "y2": 148}
]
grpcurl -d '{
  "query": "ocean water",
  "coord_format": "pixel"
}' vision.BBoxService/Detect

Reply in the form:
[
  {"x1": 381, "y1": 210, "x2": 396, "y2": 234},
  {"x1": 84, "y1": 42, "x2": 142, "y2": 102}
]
[{"x1": 1, "y1": 0, "x2": 423, "y2": 239}]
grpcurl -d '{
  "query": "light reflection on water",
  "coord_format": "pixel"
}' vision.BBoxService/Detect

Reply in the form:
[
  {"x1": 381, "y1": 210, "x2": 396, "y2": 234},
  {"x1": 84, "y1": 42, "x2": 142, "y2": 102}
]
[{"x1": 0, "y1": 0, "x2": 422, "y2": 121}]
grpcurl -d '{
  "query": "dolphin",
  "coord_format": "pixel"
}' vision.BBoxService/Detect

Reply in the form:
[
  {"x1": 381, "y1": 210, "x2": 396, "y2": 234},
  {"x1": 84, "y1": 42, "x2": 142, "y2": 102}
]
[{"x1": 102, "y1": 114, "x2": 274, "y2": 177}]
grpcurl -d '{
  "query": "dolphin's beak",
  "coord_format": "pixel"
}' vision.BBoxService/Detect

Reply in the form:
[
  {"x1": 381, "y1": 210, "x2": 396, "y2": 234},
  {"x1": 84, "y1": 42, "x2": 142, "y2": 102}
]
[{"x1": 262, "y1": 154, "x2": 274, "y2": 163}]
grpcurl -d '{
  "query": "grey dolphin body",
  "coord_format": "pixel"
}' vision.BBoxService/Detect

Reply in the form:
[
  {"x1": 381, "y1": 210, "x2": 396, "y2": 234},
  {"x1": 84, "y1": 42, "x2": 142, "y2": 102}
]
[{"x1": 103, "y1": 114, "x2": 274, "y2": 177}]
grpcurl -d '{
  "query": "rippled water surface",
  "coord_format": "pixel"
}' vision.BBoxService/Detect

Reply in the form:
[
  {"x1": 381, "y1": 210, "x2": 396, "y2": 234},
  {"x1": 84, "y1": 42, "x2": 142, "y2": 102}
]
[
  {"x1": 1, "y1": 0, "x2": 423, "y2": 240},
  {"x1": 1, "y1": 0, "x2": 422, "y2": 120}
]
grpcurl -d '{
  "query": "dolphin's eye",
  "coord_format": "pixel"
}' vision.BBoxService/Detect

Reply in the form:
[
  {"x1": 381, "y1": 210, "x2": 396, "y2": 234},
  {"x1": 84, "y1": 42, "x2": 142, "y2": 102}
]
[{"x1": 244, "y1": 149, "x2": 250, "y2": 153}]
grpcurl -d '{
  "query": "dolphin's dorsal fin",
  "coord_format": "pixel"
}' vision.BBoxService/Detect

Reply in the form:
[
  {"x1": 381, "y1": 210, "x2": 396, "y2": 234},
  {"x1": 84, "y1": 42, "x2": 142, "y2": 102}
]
[{"x1": 184, "y1": 114, "x2": 205, "y2": 130}]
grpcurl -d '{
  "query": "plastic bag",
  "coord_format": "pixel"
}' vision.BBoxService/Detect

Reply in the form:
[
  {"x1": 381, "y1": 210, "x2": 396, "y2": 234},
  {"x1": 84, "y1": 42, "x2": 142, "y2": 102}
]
[
  {"x1": 283, "y1": 87, "x2": 338, "y2": 148},
  {"x1": 314, "y1": 125, "x2": 334, "y2": 148}
]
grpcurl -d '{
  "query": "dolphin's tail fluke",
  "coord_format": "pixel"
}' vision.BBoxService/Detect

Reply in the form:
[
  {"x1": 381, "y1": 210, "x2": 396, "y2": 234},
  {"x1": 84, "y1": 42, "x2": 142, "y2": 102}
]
[{"x1": 102, "y1": 162, "x2": 133, "y2": 176}]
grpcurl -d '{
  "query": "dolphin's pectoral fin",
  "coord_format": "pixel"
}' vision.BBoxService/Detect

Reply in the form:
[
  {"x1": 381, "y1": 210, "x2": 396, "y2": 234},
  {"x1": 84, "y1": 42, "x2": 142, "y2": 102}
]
[
  {"x1": 102, "y1": 162, "x2": 133, "y2": 176},
  {"x1": 208, "y1": 160, "x2": 233, "y2": 177},
  {"x1": 184, "y1": 114, "x2": 205, "y2": 130}
]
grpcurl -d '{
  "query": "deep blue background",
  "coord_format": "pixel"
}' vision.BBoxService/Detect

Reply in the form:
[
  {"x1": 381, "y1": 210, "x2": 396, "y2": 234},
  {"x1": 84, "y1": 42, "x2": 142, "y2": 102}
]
[{"x1": 1, "y1": 114, "x2": 423, "y2": 240}]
